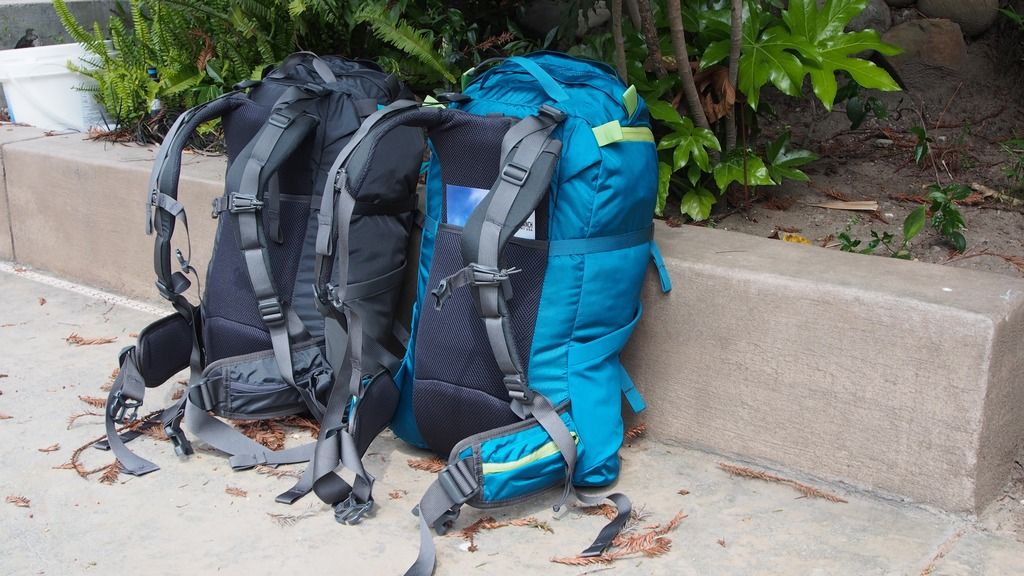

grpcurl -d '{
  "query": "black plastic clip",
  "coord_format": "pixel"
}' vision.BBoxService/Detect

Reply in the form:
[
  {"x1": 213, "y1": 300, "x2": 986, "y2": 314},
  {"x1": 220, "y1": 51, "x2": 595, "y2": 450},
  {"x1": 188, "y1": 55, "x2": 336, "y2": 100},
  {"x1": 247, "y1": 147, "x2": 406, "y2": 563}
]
[
  {"x1": 334, "y1": 496, "x2": 375, "y2": 525},
  {"x1": 108, "y1": 390, "x2": 141, "y2": 424}
]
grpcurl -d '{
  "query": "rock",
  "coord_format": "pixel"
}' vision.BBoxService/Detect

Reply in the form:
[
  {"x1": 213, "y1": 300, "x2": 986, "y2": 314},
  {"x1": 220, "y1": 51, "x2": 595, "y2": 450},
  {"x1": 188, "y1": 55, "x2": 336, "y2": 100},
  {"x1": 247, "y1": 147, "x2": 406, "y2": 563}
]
[
  {"x1": 849, "y1": 0, "x2": 893, "y2": 32},
  {"x1": 917, "y1": 0, "x2": 999, "y2": 36},
  {"x1": 818, "y1": 0, "x2": 892, "y2": 32},
  {"x1": 886, "y1": 0, "x2": 916, "y2": 8},
  {"x1": 882, "y1": 19, "x2": 968, "y2": 71},
  {"x1": 518, "y1": 0, "x2": 609, "y2": 38}
]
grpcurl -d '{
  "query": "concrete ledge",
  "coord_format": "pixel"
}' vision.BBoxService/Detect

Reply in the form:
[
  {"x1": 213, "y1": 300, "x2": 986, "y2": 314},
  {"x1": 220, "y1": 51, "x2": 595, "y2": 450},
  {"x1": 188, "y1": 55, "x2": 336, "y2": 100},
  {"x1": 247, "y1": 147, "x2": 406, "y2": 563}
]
[
  {"x1": 624, "y1": 226, "x2": 1024, "y2": 513},
  {"x1": 3, "y1": 134, "x2": 1023, "y2": 514},
  {"x1": 0, "y1": 124, "x2": 48, "y2": 259},
  {"x1": 4, "y1": 133, "x2": 223, "y2": 301}
]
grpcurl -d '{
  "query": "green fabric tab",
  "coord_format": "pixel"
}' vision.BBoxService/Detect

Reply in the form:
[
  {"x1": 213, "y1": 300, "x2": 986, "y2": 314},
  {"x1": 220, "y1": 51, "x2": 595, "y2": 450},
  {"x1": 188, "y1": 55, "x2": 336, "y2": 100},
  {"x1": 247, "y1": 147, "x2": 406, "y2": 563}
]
[
  {"x1": 623, "y1": 85, "x2": 638, "y2": 117},
  {"x1": 423, "y1": 95, "x2": 444, "y2": 108},
  {"x1": 592, "y1": 121, "x2": 654, "y2": 147},
  {"x1": 592, "y1": 120, "x2": 623, "y2": 147}
]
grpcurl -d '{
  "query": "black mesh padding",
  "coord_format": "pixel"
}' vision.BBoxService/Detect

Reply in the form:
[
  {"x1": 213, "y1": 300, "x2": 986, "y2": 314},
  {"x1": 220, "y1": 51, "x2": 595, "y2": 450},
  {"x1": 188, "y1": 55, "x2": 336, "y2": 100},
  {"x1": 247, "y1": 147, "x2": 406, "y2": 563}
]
[
  {"x1": 428, "y1": 113, "x2": 512, "y2": 192},
  {"x1": 413, "y1": 226, "x2": 548, "y2": 455},
  {"x1": 222, "y1": 99, "x2": 272, "y2": 164},
  {"x1": 136, "y1": 312, "x2": 195, "y2": 388},
  {"x1": 413, "y1": 379, "x2": 520, "y2": 457},
  {"x1": 415, "y1": 227, "x2": 548, "y2": 395},
  {"x1": 203, "y1": 317, "x2": 272, "y2": 361},
  {"x1": 202, "y1": 198, "x2": 311, "y2": 362},
  {"x1": 351, "y1": 372, "x2": 401, "y2": 456}
]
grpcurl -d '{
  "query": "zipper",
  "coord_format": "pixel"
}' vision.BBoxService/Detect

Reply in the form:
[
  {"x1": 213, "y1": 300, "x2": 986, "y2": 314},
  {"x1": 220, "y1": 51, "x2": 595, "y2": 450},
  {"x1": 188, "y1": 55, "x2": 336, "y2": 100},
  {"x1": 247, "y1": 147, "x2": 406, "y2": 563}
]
[{"x1": 229, "y1": 380, "x2": 292, "y2": 394}]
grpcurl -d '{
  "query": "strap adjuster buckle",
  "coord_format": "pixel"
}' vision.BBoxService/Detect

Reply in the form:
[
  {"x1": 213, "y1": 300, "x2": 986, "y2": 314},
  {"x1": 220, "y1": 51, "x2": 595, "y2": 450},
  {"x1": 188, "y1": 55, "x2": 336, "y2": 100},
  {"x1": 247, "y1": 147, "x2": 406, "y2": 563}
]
[
  {"x1": 438, "y1": 459, "x2": 479, "y2": 507},
  {"x1": 538, "y1": 105, "x2": 567, "y2": 123},
  {"x1": 268, "y1": 110, "x2": 291, "y2": 128},
  {"x1": 109, "y1": 390, "x2": 141, "y2": 424},
  {"x1": 257, "y1": 297, "x2": 285, "y2": 325},
  {"x1": 501, "y1": 162, "x2": 530, "y2": 186},
  {"x1": 503, "y1": 375, "x2": 534, "y2": 404},
  {"x1": 228, "y1": 193, "x2": 263, "y2": 213},
  {"x1": 164, "y1": 422, "x2": 194, "y2": 457},
  {"x1": 334, "y1": 496, "x2": 375, "y2": 525}
]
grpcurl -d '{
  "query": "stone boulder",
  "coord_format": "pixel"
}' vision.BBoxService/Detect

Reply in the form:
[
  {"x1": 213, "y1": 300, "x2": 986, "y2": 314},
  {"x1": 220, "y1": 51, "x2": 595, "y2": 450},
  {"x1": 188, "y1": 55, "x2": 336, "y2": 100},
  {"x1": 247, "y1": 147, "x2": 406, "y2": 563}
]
[
  {"x1": 886, "y1": 0, "x2": 916, "y2": 8},
  {"x1": 882, "y1": 18, "x2": 968, "y2": 71},
  {"x1": 917, "y1": 0, "x2": 999, "y2": 36},
  {"x1": 818, "y1": 0, "x2": 892, "y2": 32}
]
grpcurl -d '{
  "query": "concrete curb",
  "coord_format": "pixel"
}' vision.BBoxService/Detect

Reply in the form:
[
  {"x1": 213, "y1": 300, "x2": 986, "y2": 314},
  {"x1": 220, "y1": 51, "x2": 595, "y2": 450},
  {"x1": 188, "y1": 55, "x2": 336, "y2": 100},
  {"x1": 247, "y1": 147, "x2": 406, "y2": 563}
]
[{"x1": 2, "y1": 130, "x2": 1022, "y2": 514}]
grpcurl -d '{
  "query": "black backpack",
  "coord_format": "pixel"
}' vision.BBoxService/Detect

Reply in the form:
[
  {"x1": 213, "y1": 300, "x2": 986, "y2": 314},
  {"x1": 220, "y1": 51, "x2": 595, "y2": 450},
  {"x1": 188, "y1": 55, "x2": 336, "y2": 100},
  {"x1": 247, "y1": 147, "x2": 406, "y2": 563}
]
[{"x1": 101, "y1": 53, "x2": 424, "y2": 510}]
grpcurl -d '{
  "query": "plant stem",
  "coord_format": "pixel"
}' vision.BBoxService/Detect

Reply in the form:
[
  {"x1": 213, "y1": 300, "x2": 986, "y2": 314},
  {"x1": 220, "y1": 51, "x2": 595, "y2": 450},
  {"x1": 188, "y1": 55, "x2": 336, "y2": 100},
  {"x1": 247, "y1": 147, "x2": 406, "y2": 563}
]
[
  {"x1": 635, "y1": 0, "x2": 667, "y2": 78},
  {"x1": 725, "y1": 0, "x2": 742, "y2": 151},
  {"x1": 612, "y1": 0, "x2": 628, "y2": 80},
  {"x1": 666, "y1": 0, "x2": 709, "y2": 129}
]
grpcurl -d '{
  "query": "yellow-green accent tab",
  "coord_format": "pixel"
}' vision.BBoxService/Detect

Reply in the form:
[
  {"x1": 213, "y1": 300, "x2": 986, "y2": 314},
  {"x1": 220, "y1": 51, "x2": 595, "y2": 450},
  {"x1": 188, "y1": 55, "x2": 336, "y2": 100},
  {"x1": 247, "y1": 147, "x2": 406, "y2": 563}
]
[
  {"x1": 482, "y1": 433, "x2": 579, "y2": 475},
  {"x1": 423, "y1": 95, "x2": 444, "y2": 108},
  {"x1": 623, "y1": 85, "x2": 638, "y2": 117},
  {"x1": 592, "y1": 120, "x2": 655, "y2": 147}
]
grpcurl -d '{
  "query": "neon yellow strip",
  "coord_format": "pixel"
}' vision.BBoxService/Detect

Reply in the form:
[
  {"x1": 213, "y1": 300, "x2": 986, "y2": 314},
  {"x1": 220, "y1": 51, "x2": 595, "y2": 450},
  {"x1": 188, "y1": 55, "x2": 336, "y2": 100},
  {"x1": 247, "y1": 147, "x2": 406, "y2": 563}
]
[
  {"x1": 423, "y1": 95, "x2": 444, "y2": 108},
  {"x1": 482, "y1": 434, "x2": 579, "y2": 475},
  {"x1": 592, "y1": 120, "x2": 654, "y2": 147},
  {"x1": 623, "y1": 85, "x2": 638, "y2": 117}
]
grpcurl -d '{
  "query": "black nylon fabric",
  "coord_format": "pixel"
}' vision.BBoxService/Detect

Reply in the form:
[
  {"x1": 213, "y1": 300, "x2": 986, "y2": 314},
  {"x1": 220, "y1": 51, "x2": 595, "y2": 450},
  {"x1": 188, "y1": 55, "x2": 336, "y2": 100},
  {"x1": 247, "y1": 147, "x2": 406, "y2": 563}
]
[
  {"x1": 203, "y1": 197, "x2": 311, "y2": 362},
  {"x1": 413, "y1": 226, "x2": 549, "y2": 456}
]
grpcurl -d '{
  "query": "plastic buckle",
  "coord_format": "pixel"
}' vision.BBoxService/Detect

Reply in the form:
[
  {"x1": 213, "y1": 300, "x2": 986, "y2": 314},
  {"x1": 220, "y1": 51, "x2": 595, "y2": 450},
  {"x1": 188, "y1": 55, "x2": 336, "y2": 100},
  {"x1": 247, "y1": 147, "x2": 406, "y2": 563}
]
[
  {"x1": 257, "y1": 297, "x2": 284, "y2": 325},
  {"x1": 211, "y1": 197, "x2": 224, "y2": 219},
  {"x1": 334, "y1": 496, "x2": 375, "y2": 525},
  {"x1": 109, "y1": 390, "x2": 141, "y2": 424},
  {"x1": 471, "y1": 264, "x2": 521, "y2": 287},
  {"x1": 438, "y1": 459, "x2": 479, "y2": 508},
  {"x1": 538, "y1": 105, "x2": 567, "y2": 123},
  {"x1": 333, "y1": 168, "x2": 348, "y2": 193},
  {"x1": 500, "y1": 162, "x2": 530, "y2": 186},
  {"x1": 164, "y1": 423, "x2": 194, "y2": 457},
  {"x1": 503, "y1": 375, "x2": 534, "y2": 404},
  {"x1": 267, "y1": 110, "x2": 291, "y2": 128},
  {"x1": 228, "y1": 193, "x2": 264, "y2": 213}
]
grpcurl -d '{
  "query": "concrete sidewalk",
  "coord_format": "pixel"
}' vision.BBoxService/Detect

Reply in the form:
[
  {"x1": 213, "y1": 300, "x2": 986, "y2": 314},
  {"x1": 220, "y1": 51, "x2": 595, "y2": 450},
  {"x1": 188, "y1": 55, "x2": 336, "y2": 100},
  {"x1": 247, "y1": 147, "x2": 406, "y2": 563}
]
[{"x1": 0, "y1": 266, "x2": 1021, "y2": 576}]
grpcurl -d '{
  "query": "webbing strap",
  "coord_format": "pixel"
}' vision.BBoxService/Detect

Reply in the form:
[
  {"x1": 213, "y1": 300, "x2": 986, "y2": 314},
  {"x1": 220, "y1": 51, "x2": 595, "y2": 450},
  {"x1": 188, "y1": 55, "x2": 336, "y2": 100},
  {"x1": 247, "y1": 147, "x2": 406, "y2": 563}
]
[
  {"x1": 548, "y1": 226, "x2": 653, "y2": 256},
  {"x1": 103, "y1": 347, "x2": 159, "y2": 475},
  {"x1": 459, "y1": 109, "x2": 563, "y2": 415},
  {"x1": 232, "y1": 91, "x2": 324, "y2": 420}
]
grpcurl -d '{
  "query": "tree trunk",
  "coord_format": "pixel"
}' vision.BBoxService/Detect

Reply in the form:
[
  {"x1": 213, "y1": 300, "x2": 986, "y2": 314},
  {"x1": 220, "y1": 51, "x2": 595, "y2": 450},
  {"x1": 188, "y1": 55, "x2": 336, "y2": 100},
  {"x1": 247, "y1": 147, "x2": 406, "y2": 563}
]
[
  {"x1": 624, "y1": 0, "x2": 642, "y2": 30},
  {"x1": 635, "y1": 0, "x2": 666, "y2": 78},
  {"x1": 665, "y1": 0, "x2": 709, "y2": 129},
  {"x1": 611, "y1": 0, "x2": 627, "y2": 80},
  {"x1": 725, "y1": 0, "x2": 742, "y2": 151}
]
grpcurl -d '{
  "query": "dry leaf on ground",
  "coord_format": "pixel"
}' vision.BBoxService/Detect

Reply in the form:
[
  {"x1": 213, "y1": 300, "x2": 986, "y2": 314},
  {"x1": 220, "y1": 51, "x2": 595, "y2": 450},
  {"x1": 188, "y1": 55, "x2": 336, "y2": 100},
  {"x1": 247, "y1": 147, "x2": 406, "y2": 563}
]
[
  {"x1": 65, "y1": 333, "x2": 117, "y2": 346},
  {"x1": 78, "y1": 395, "x2": 106, "y2": 408},
  {"x1": 0, "y1": 413, "x2": 11, "y2": 420},
  {"x1": 623, "y1": 423, "x2": 647, "y2": 441},
  {"x1": 225, "y1": 486, "x2": 248, "y2": 498},
  {"x1": 98, "y1": 462, "x2": 121, "y2": 484},
  {"x1": 552, "y1": 510, "x2": 686, "y2": 566},
  {"x1": 810, "y1": 201, "x2": 879, "y2": 212},
  {"x1": 407, "y1": 456, "x2": 446, "y2": 473},
  {"x1": 38, "y1": 297, "x2": 46, "y2": 306},
  {"x1": 677, "y1": 489, "x2": 690, "y2": 496},
  {"x1": 6, "y1": 495, "x2": 30, "y2": 508},
  {"x1": 718, "y1": 463, "x2": 847, "y2": 503},
  {"x1": 37, "y1": 444, "x2": 60, "y2": 453},
  {"x1": 389, "y1": 489, "x2": 407, "y2": 500}
]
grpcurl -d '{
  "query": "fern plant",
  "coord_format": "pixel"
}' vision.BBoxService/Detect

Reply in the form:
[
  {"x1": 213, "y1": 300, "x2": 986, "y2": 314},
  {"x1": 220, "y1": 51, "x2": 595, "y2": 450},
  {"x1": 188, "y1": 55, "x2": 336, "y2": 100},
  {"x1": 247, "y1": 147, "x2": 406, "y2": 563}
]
[{"x1": 354, "y1": 3, "x2": 457, "y2": 85}]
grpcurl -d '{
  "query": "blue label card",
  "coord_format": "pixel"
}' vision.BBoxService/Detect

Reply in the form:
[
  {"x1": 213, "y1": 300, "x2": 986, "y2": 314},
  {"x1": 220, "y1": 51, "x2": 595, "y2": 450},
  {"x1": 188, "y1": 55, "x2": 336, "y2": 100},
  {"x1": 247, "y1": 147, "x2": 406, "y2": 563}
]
[{"x1": 446, "y1": 184, "x2": 536, "y2": 240}]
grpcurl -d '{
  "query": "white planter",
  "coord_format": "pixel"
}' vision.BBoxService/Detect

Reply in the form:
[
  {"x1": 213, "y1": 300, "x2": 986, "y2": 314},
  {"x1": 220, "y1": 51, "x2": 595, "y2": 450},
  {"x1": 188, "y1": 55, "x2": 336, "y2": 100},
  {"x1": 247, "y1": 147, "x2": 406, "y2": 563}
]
[{"x1": 0, "y1": 42, "x2": 109, "y2": 132}]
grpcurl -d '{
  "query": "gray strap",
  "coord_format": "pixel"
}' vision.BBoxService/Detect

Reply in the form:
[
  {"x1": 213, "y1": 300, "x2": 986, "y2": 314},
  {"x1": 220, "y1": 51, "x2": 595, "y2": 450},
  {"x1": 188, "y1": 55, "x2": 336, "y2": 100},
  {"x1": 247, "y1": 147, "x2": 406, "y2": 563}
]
[
  {"x1": 232, "y1": 91, "x2": 324, "y2": 419},
  {"x1": 405, "y1": 458, "x2": 480, "y2": 575},
  {"x1": 103, "y1": 348, "x2": 159, "y2": 475}
]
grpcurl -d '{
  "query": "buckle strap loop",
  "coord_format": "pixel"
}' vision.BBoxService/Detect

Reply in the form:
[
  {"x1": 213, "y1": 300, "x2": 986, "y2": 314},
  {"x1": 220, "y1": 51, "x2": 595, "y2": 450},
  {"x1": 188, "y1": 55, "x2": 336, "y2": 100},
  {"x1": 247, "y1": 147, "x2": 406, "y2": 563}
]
[
  {"x1": 431, "y1": 263, "x2": 521, "y2": 311},
  {"x1": 437, "y1": 459, "x2": 479, "y2": 507},
  {"x1": 228, "y1": 193, "x2": 264, "y2": 213}
]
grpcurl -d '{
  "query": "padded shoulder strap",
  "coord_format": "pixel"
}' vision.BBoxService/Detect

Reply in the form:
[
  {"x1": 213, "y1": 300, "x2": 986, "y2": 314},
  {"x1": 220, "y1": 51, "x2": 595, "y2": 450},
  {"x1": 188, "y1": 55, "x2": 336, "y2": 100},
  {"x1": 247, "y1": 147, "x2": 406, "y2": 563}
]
[{"x1": 147, "y1": 91, "x2": 247, "y2": 299}]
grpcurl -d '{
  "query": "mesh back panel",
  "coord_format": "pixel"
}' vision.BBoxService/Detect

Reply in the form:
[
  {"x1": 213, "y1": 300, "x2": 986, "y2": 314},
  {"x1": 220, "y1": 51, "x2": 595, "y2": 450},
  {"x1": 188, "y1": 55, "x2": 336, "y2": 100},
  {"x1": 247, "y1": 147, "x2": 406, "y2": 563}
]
[
  {"x1": 203, "y1": 198, "x2": 311, "y2": 362},
  {"x1": 414, "y1": 379, "x2": 520, "y2": 456},
  {"x1": 429, "y1": 114, "x2": 512, "y2": 192},
  {"x1": 413, "y1": 227, "x2": 548, "y2": 455}
]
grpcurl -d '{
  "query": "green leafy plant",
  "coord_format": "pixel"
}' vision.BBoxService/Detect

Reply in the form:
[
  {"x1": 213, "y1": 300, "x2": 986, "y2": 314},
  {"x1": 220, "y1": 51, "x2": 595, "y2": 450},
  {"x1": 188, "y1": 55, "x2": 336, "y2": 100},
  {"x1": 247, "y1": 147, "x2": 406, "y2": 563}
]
[
  {"x1": 910, "y1": 125, "x2": 932, "y2": 165},
  {"x1": 835, "y1": 74, "x2": 889, "y2": 130},
  {"x1": 925, "y1": 183, "x2": 970, "y2": 252},
  {"x1": 1000, "y1": 138, "x2": 1024, "y2": 193},
  {"x1": 837, "y1": 207, "x2": 922, "y2": 260}
]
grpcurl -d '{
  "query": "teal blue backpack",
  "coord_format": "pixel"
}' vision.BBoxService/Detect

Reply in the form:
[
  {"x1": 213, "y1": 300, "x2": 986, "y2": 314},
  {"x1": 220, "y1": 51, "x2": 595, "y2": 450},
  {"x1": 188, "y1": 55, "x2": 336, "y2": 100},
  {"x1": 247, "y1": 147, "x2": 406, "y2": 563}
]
[{"x1": 315, "y1": 52, "x2": 671, "y2": 573}]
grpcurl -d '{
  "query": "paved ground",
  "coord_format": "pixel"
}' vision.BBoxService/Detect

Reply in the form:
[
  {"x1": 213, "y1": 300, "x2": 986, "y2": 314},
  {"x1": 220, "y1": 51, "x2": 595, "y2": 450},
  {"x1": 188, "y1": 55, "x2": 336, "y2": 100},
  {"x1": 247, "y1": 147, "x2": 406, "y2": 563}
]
[{"x1": 1, "y1": 265, "x2": 1022, "y2": 576}]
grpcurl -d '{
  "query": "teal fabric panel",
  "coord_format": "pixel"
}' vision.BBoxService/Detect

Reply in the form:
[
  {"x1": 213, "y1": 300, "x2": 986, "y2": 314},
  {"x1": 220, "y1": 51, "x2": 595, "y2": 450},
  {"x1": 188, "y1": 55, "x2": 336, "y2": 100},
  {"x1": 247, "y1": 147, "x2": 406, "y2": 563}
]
[{"x1": 478, "y1": 412, "x2": 579, "y2": 503}]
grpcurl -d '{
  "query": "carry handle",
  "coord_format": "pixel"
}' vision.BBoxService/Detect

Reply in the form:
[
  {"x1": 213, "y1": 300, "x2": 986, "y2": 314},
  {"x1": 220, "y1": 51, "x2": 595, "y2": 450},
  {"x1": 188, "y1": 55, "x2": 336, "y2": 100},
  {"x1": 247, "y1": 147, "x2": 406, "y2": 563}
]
[
  {"x1": 504, "y1": 57, "x2": 570, "y2": 102},
  {"x1": 465, "y1": 57, "x2": 570, "y2": 103}
]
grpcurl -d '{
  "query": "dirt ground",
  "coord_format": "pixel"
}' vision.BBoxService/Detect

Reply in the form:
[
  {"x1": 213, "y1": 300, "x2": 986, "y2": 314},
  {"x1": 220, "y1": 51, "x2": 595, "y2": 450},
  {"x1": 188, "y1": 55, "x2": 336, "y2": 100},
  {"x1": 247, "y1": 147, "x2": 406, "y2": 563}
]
[{"x1": 670, "y1": 23, "x2": 1024, "y2": 279}]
